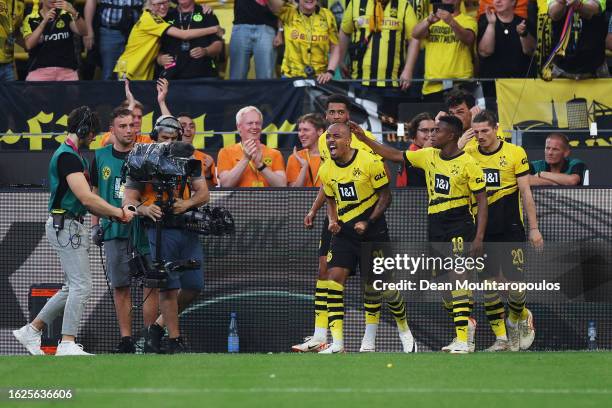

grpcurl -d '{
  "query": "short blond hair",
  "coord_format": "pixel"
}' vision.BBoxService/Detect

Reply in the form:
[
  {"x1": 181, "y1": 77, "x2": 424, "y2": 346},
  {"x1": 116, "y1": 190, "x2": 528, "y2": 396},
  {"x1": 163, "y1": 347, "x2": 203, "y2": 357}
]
[{"x1": 236, "y1": 106, "x2": 263, "y2": 127}]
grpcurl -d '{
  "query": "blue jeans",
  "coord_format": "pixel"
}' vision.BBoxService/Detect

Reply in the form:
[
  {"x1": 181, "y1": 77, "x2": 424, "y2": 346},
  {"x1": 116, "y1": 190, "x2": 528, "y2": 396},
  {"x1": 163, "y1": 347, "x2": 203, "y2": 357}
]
[
  {"x1": 37, "y1": 218, "x2": 92, "y2": 336},
  {"x1": 0, "y1": 62, "x2": 15, "y2": 81},
  {"x1": 147, "y1": 228, "x2": 204, "y2": 291},
  {"x1": 229, "y1": 24, "x2": 276, "y2": 79},
  {"x1": 99, "y1": 27, "x2": 127, "y2": 80}
]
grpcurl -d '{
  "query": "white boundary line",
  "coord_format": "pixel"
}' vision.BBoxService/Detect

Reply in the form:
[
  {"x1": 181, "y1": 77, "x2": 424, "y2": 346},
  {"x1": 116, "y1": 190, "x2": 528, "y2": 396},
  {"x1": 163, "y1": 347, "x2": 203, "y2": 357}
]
[{"x1": 76, "y1": 387, "x2": 612, "y2": 395}]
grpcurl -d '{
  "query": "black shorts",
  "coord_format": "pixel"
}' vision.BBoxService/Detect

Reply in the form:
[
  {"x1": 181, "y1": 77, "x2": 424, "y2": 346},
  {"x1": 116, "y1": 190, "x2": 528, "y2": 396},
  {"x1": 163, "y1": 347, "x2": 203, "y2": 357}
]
[
  {"x1": 480, "y1": 226, "x2": 526, "y2": 281},
  {"x1": 327, "y1": 217, "x2": 390, "y2": 275},
  {"x1": 318, "y1": 216, "x2": 332, "y2": 257},
  {"x1": 428, "y1": 215, "x2": 476, "y2": 280}
]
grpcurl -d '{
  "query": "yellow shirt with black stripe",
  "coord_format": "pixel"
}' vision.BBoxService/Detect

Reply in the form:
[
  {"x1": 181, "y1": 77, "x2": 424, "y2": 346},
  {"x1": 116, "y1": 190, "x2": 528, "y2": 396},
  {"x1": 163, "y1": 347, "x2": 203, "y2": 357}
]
[
  {"x1": 404, "y1": 147, "x2": 485, "y2": 216},
  {"x1": 464, "y1": 141, "x2": 530, "y2": 234},
  {"x1": 341, "y1": 0, "x2": 417, "y2": 87},
  {"x1": 114, "y1": 10, "x2": 171, "y2": 80},
  {"x1": 318, "y1": 129, "x2": 378, "y2": 163},
  {"x1": 320, "y1": 149, "x2": 389, "y2": 224},
  {"x1": 279, "y1": 5, "x2": 338, "y2": 77}
]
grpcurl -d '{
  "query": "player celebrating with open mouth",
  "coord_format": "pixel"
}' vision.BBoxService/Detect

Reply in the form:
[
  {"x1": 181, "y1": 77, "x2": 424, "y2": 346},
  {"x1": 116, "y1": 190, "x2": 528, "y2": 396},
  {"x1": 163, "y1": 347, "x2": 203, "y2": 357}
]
[{"x1": 316, "y1": 122, "x2": 416, "y2": 354}]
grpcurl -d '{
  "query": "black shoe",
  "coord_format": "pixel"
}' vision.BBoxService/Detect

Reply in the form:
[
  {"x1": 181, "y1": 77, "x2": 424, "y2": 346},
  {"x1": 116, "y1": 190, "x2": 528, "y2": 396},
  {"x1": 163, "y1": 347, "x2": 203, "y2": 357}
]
[
  {"x1": 165, "y1": 337, "x2": 187, "y2": 354},
  {"x1": 143, "y1": 324, "x2": 164, "y2": 354},
  {"x1": 115, "y1": 336, "x2": 135, "y2": 354}
]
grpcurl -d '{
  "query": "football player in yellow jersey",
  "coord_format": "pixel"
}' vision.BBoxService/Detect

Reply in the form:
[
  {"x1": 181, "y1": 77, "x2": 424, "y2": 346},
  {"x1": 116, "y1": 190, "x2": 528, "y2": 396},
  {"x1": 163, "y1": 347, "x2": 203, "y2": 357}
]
[
  {"x1": 467, "y1": 110, "x2": 543, "y2": 352},
  {"x1": 352, "y1": 115, "x2": 488, "y2": 354},
  {"x1": 316, "y1": 122, "x2": 416, "y2": 353},
  {"x1": 294, "y1": 94, "x2": 410, "y2": 353}
]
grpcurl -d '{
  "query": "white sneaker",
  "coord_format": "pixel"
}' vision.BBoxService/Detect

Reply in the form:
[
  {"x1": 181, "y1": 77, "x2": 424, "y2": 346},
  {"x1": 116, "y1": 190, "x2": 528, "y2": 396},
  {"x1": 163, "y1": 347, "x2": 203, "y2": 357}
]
[
  {"x1": 506, "y1": 319, "x2": 520, "y2": 352},
  {"x1": 484, "y1": 338, "x2": 510, "y2": 352},
  {"x1": 318, "y1": 343, "x2": 345, "y2": 354},
  {"x1": 12, "y1": 324, "x2": 44, "y2": 355},
  {"x1": 55, "y1": 341, "x2": 94, "y2": 356},
  {"x1": 467, "y1": 317, "x2": 476, "y2": 353},
  {"x1": 359, "y1": 339, "x2": 375, "y2": 352},
  {"x1": 442, "y1": 338, "x2": 459, "y2": 352},
  {"x1": 291, "y1": 336, "x2": 327, "y2": 353},
  {"x1": 399, "y1": 329, "x2": 417, "y2": 353},
  {"x1": 443, "y1": 318, "x2": 476, "y2": 353},
  {"x1": 449, "y1": 340, "x2": 469, "y2": 354},
  {"x1": 519, "y1": 309, "x2": 535, "y2": 350}
]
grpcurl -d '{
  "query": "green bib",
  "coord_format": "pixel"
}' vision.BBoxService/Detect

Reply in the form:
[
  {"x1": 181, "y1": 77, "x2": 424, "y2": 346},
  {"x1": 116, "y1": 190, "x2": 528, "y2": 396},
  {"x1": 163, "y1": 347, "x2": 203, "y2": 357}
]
[
  {"x1": 48, "y1": 143, "x2": 88, "y2": 217},
  {"x1": 95, "y1": 146, "x2": 150, "y2": 254}
]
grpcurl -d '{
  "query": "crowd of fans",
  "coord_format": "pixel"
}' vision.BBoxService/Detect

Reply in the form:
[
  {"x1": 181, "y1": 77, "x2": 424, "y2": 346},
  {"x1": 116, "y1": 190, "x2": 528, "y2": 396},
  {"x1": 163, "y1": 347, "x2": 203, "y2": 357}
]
[{"x1": 0, "y1": 0, "x2": 611, "y2": 92}]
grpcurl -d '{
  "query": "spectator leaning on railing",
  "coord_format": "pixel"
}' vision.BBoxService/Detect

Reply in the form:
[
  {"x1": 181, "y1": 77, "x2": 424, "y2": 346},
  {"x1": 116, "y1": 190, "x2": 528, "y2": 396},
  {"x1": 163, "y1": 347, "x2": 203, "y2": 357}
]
[
  {"x1": 546, "y1": 0, "x2": 608, "y2": 79},
  {"x1": 156, "y1": 0, "x2": 223, "y2": 79},
  {"x1": 410, "y1": 0, "x2": 476, "y2": 100},
  {"x1": 276, "y1": 0, "x2": 339, "y2": 83},
  {"x1": 84, "y1": 0, "x2": 144, "y2": 80},
  {"x1": 477, "y1": 0, "x2": 536, "y2": 96},
  {"x1": 528, "y1": 132, "x2": 587, "y2": 186},
  {"x1": 0, "y1": 0, "x2": 24, "y2": 81},
  {"x1": 113, "y1": 0, "x2": 219, "y2": 80},
  {"x1": 22, "y1": 0, "x2": 87, "y2": 81}
]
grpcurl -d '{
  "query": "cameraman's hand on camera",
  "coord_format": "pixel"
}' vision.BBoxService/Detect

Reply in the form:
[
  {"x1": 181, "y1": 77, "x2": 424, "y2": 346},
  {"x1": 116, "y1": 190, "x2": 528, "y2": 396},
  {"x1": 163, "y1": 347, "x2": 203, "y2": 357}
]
[
  {"x1": 90, "y1": 224, "x2": 104, "y2": 247},
  {"x1": 139, "y1": 204, "x2": 163, "y2": 221},
  {"x1": 172, "y1": 198, "x2": 192, "y2": 215},
  {"x1": 120, "y1": 205, "x2": 136, "y2": 223}
]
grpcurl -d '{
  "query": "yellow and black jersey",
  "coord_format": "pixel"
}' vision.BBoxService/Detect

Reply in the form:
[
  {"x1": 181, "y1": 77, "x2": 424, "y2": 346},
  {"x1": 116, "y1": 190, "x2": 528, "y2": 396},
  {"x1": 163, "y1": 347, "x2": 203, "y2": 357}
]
[
  {"x1": 404, "y1": 147, "x2": 485, "y2": 217},
  {"x1": 279, "y1": 4, "x2": 339, "y2": 77},
  {"x1": 320, "y1": 149, "x2": 389, "y2": 224},
  {"x1": 465, "y1": 141, "x2": 529, "y2": 235},
  {"x1": 341, "y1": 0, "x2": 417, "y2": 87},
  {"x1": 114, "y1": 10, "x2": 171, "y2": 80},
  {"x1": 318, "y1": 128, "x2": 378, "y2": 163}
]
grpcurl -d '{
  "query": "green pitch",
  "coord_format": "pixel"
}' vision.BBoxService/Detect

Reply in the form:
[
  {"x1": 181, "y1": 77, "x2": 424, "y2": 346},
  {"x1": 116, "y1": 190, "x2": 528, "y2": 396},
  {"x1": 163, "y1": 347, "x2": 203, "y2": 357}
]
[{"x1": 1, "y1": 353, "x2": 611, "y2": 408}]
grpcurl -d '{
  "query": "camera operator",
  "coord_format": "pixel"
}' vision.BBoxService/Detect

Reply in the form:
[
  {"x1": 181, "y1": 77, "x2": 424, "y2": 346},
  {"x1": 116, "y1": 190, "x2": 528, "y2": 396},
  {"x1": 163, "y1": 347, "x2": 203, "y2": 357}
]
[
  {"x1": 13, "y1": 106, "x2": 135, "y2": 356},
  {"x1": 90, "y1": 107, "x2": 159, "y2": 353},
  {"x1": 123, "y1": 115, "x2": 210, "y2": 354}
]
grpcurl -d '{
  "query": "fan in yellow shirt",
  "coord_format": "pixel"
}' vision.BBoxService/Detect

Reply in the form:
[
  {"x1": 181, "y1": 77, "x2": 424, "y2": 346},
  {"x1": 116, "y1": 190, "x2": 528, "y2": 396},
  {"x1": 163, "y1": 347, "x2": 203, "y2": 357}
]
[
  {"x1": 114, "y1": 0, "x2": 220, "y2": 80},
  {"x1": 410, "y1": 0, "x2": 477, "y2": 97}
]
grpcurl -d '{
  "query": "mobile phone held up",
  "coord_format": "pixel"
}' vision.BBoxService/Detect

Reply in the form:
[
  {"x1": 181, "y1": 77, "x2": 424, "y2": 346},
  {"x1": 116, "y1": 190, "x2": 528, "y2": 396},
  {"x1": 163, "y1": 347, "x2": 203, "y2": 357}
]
[{"x1": 433, "y1": 2, "x2": 455, "y2": 13}]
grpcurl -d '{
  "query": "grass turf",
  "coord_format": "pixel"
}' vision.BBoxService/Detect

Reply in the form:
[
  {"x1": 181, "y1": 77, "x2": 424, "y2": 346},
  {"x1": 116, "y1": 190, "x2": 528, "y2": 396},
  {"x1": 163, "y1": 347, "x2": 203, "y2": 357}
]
[{"x1": 1, "y1": 353, "x2": 611, "y2": 408}]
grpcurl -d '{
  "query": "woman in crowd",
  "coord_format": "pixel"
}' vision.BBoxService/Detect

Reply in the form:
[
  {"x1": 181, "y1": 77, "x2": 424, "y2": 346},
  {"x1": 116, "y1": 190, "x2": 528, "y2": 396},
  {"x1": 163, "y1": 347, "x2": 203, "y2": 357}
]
[
  {"x1": 22, "y1": 0, "x2": 87, "y2": 81},
  {"x1": 114, "y1": 0, "x2": 220, "y2": 80}
]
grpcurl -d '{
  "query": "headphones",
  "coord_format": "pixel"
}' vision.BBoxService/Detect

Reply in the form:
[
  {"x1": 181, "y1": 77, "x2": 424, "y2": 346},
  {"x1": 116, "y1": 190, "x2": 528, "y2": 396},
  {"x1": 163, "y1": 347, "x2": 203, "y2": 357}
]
[
  {"x1": 150, "y1": 115, "x2": 183, "y2": 141},
  {"x1": 76, "y1": 106, "x2": 95, "y2": 139}
]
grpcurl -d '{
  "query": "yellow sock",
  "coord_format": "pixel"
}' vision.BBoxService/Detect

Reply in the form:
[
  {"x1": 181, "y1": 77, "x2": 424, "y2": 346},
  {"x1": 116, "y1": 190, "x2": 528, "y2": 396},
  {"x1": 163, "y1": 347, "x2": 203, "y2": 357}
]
[
  {"x1": 384, "y1": 290, "x2": 409, "y2": 332},
  {"x1": 508, "y1": 290, "x2": 526, "y2": 323},
  {"x1": 364, "y1": 286, "x2": 381, "y2": 325},
  {"x1": 484, "y1": 289, "x2": 507, "y2": 338},
  {"x1": 314, "y1": 280, "x2": 329, "y2": 330},
  {"x1": 327, "y1": 281, "x2": 345, "y2": 343},
  {"x1": 452, "y1": 289, "x2": 470, "y2": 342}
]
